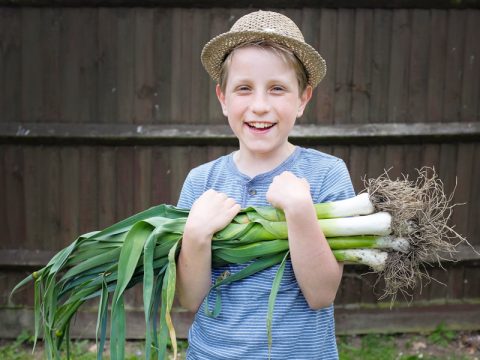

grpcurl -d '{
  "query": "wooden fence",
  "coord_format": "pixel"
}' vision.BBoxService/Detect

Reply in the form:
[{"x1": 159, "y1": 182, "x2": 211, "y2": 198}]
[{"x1": 1, "y1": 2, "x2": 479, "y2": 339}]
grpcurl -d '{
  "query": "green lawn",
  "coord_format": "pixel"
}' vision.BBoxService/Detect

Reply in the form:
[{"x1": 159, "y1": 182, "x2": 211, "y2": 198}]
[{"x1": 1, "y1": 327, "x2": 478, "y2": 359}]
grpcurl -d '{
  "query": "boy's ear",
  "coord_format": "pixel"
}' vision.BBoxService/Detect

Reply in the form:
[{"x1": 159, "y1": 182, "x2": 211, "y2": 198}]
[
  {"x1": 297, "y1": 85, "x2": 313, "y2": 118},
  {"x1": 216, "y1": 84, "x2": 228, "y2": 117}
]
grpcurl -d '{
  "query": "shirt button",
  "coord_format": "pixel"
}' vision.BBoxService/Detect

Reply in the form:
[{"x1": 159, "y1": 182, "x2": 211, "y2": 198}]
[{"x1": 248, "y1": 188, "x2": 257, "y2": 196}]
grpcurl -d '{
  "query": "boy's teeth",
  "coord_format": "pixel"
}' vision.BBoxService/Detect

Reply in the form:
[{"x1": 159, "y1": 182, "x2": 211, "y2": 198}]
[{"x1": 249, "y1": 122, "x2": 273, "y2": 129}]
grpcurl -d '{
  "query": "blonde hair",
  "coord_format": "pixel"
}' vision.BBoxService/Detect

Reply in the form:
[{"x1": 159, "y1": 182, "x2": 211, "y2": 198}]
[{"x1": 218, "y1": 40, "x2": 309, "y2": 95}]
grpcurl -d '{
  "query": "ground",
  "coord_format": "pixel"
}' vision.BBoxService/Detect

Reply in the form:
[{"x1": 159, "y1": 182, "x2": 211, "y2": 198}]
[
  {"x1": 337, "y1": 330, "x2": 480, "y2": 360},
  {"x1": 0, "y1": 329, "x2": 479, "y2": 359}
]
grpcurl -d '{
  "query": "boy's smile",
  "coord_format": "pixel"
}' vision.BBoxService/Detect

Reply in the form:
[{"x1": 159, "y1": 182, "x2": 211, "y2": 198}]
[
  {"x1": 216, "y1": 46, "x2": 312, "y2": 170},
  {"x1": 245, "y1": 121, "x2": 276, "y2": 132}
]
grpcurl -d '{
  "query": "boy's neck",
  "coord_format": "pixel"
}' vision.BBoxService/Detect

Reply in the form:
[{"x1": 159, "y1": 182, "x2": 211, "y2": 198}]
[{"x1": 233, "y1": 142, "x2": 296, "y2": 178}]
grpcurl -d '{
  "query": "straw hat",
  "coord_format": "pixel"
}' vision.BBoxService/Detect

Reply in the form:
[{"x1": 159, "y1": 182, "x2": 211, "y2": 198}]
[{"x1": 201, "y1": 10, "x2": 326, "y2": 88}]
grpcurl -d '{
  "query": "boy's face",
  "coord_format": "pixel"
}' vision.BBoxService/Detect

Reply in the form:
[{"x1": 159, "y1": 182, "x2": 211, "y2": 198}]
[{"x1": 216, "y1": 46, "x2": 312, "y2": 160}]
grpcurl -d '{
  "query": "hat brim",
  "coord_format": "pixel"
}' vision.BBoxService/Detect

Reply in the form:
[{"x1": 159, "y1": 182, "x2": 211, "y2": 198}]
[{"x1": 201, "y1": 30, "x2": 326, "y2": 88}]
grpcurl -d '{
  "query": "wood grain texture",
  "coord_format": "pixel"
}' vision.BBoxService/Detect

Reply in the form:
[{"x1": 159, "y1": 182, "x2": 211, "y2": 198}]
[{"x1": 0, "y1": 6, "x2": 479, "y2": 331}]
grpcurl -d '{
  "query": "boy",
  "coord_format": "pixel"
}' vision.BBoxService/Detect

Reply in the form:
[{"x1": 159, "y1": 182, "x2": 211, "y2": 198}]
[{"x1": 176, "y1": 10, "x2": 354, "y2": 359}]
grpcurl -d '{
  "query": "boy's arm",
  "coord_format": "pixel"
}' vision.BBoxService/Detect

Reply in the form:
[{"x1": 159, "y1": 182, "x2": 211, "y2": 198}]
[
  {"x1": 266, "y1": 171, "x2": 343, "y2": 310},
  {"x1": 176, "y1": 189, "x2": 241, "y2": 313}
]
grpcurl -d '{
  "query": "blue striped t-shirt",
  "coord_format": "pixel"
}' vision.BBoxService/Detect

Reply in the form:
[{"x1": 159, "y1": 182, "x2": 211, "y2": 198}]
[{"x1": 177, "y1": 146, "x2": 355, "y2": 360}]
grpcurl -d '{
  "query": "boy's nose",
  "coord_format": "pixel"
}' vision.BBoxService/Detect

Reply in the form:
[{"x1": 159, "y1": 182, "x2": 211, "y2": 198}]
[{"x1": 250, "y1": 93, "x2": 271, "y2": 114}]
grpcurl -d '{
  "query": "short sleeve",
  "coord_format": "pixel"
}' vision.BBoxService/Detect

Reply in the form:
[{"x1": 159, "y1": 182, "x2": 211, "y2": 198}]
[
  {"x1": 176, "y1": 171, "x2": 197, "y2": 209},
  {"x1": 315, "y1": 159, "x2": 355, "y2": 203}
]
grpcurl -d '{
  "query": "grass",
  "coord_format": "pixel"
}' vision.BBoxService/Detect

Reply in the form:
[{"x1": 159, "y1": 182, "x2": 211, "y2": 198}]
[
  {"x1": 338, "y1": 334, "x2": 398, "y2": 360},
  {"x1": 0, "y1": 327, "x2": 477, "y2": 360},
  {"x1": 0, "y1": 332, "x2": 188, "y2": 360},
  {"x1": 337, "y1": 324, "x2": 477, "y2": 360}
]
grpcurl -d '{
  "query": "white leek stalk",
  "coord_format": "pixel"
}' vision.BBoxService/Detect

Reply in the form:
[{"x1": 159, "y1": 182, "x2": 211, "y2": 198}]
[
  {"x1": 255, "y1": 212, "x2": 393, "y2": 239},
  {"x1": 333, "y1": 249, "x2": 388, "y2": 272},
  {"x1": 315, "y1": 193, "x2": 375, "y2": 218}
]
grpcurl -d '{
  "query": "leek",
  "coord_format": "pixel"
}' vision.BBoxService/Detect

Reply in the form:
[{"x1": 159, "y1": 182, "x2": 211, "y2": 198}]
[{"x1": 9, "y1": 168, "x2": 465, "y2": 360}]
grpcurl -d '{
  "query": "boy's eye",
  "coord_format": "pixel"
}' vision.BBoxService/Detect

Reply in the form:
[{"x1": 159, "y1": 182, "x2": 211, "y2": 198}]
[
  {"x1": 235, "y1": 85, "x2": 251, "y2": 92},
  {"x1": 271, "y1": 85, "x2": 286, "y2": 92}
]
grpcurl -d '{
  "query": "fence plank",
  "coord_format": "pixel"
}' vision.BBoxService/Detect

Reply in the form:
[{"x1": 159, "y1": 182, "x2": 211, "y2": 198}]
[
  {"x1": 421, "y1": 143, "x2": 440, "y2": 170},
  {"x1": 298, "y1": 8, "x2": 319, "y2": 124},
  {"x1": 0, "y1": 9, "x2": 22, "y2": 124},
  {"x1": 21, "y1": 8, "x2": 43, "y2": 123},
  {"x1": 337, "y1": 272, "x2": 363, "y2": 306},
  {"x1": 369, "y1": 9, "x2": 392, "y2": 124},
  {"x1": 181, "y1": 9, "x2": 195, "y2": 123},
  {"x1": 153, "y1": 8, "x2": 173, "y2": 123},
  {"x1": 0, "y1": 147, "x2": 7, "y2": 246},
  {"x1": 463, "y1": 263, "x2": 480, "y2": 298},
  {"x1": 428, "y1": 267, "x2": 449, "y2": 301},
  {"x1": 206, "y1": 8, "x2": 229, "y2": 124},
  {"x1": 331, "y1": 145, "x2": 350, "y2": 169},
  {"x1": 78, "y1": 147, "x2": 99, "y2": 233},
  {"x1": 468, "y1": 144, "x2": 480, "y2": 245},
  {"x1": 116, "y1": 8, "x2": 135, "y2": 124},
  {"x1": 170, "y1": 8, "x2": 186, "y2": 124},
  {"x1": 461, "y1": 10, "x2": 480, "y2": 122},
  {"x1": 334, "y1": 9, "x2": 354, "y2": 124},
  {"x1": 348, "y1": 145, "x2": 368, "y2": 194},
  {"x1": 59, "y1": 9, "x2": 78, "y2": 123},
  {"x1": 134, "y1": 8, "x2": 154, "y2": 124},
  {"x1": 438, "y1": 144, "x2": 458, "y2": 203},
  {"x1": 22, "y1": 147, "x2": 43, "y2": 249},
  {"x1": 427, "y1": 10, "x2": 447, "y2": 122},
  {"x1": 403, "y1": 144, "x2": 423, "y2": 175},
  {"x1": 115, "y1": 147, "x2": 134, "y2": 221},
  {"x1": 1, "y1": 270, "x2": 34, "y2": 305},
  {"x1": 3, "y1": 147, "x2": 26, "y2": 249},
  {"x1": 190, "y1": 9, "x2": 211, "y2": 125},
  {"x1": 447, "y1": 266, "x2": 465, "y2": 300},
  {"x1": 384, "y1": 144, "x2": 404, "y2": 179},
  {"x1": 133, "y1": 147, "x2": 152, "y2": 213},
  {"x1": 60, "y1": 147, "x2": 80, "y2": 245},
  {"x1": 351, "y1": 9, "x2": 373, "y2": 124},
  {"x1": 408, "y1": 10, "x2": 429, "y2": 123},
  {"x1": 61, "y1": 9, "x2": 99, "y2": 124},
  {"x1": 367, "y1": 145, "x2": 386, "y2": 178},
  {"x1": 443, "y1": 10, "x2": 466, "y2": 123},
  {"x1": 44, "y1": 147, "x2": 62, "y2": 248},
  {"x1": 388, "y1": 9, "x2": 410, "y2": 122},
  {"x1": 98, "y1": 147, "x2": 116, "y2": 228},
  {"x1": 98, "y1": 8, "x2": 118, "y2": 124},
  {"x1": 452, "y1": 143, "x2": 474, "y2": 240},
  {"x1": 316, "y1": 9, "x2": 337, "y2": 125},
  {"x1": 41, "y1": 8, "x2": 62, "y2": 122},
  {"x1": 151, "y1": 146, "x2": 173, "y2": 205}
]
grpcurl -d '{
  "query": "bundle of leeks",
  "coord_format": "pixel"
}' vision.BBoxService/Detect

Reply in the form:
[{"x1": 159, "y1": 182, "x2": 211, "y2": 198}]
[{"x1": 10, "y1": 168, "x2": 465, "y2": 360}]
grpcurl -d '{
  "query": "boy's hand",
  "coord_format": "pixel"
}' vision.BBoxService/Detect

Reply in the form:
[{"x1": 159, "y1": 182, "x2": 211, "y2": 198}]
[
  {"x1": 266, "y1": 171, "x2": 313, "y2": 213},
  {"x1": 267, "y1": 171, "x2": 342, "y2": 309},
  {"x1": 184, "y1": 189, "x2": 241, "y2": 243},
  {"x1": 178, "y1": 189, "x2": 239, "y2": 311}
]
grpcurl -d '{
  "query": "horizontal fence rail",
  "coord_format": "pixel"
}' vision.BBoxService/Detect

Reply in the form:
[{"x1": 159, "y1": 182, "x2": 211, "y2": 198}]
[
  {"x1": 1, "y1": 122, "x2": 479, "y2": 145},
  {"x1": 1, "y1": 304, "x2": 480, "y2": 340},
  {"x1": 1, "y1": 245, "x2": 479, "y2": 269},
  {"x1": 2, "y1": 0, "x2": 480, "y2": 8}
]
